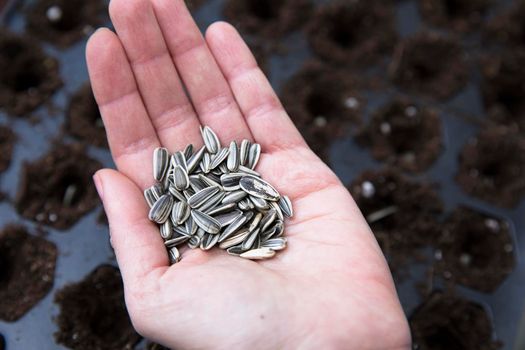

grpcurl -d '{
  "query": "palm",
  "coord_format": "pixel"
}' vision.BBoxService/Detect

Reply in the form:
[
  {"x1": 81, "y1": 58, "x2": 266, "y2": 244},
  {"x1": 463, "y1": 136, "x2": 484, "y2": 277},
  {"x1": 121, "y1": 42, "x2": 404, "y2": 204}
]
[{"x1": 87, "y1": 0, "x2": 410, "y2": 349}]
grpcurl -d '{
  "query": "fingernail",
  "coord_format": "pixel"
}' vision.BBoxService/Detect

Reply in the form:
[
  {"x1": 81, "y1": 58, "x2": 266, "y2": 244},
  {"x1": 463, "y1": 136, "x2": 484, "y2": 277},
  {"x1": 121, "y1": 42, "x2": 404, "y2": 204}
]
[{"x1": 93, "y1": 173, "x2": 104, "y2": 201}]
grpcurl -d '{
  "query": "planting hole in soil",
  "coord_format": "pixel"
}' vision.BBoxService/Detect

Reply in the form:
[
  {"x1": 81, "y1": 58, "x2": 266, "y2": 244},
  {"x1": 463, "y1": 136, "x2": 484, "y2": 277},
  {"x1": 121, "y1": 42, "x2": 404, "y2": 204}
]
[
  {"x1": 410, "y1": 292, "x2": 500, "y2": 350},
  {"x1": 349, "y1": 168, "x2": 443, "y2": 273},
  {"x1": 25, "y1": 0, "x2": 106, "y2": 47},
  {"x1": 0, "y1": 225, "x2": 57, "y2": 322},
  {"x1": 15, "y1": 143, "x2": 102, "y2": 229},
  {"x1": 54, "y1": 265, "x2": 141, "y2": 350},
  {"x1": 419, "y1": 0, "x2": 491, "y2": 32},
  {"x1": 456, "y1": 125, "x2": 525, "y2": 208},
  {"x1": 0, "y1": 30, "x2": 61, "y2": 116},
  {"x1": 356, "y1": 99, "x2": 442, "y2": 173},
  {"x1": 281, "y1": 62, "x2": 362, "y2": 162},
  {"x1": 307, "y1": 0, "x2": 397, "y2": 66},
  {"x1": 65, "y1": 83, "x2": 107, "y2": 148},
  {"x1": 223, "y1": 0, "x2": 312, "y2": 38},
  {"x1": 0, "y1": 126, "x2": 15, "y2": 173},
  {"x1": 435, "y1": 207, "x2": 515, "y2": 293},
  {"x1": 481, "y1": 50, "x2": 525, "y2": 133},
  {"x1": 389, "y1": 32, "x2": 468, "y2": 100}
]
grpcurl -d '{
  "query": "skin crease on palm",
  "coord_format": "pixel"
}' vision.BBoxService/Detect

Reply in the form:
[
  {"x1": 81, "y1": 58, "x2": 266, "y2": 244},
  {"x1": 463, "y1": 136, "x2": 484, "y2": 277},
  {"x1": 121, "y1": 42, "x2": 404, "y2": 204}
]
[{"x1": 86, "y1": 0, "x2": 412, "y2": 349}]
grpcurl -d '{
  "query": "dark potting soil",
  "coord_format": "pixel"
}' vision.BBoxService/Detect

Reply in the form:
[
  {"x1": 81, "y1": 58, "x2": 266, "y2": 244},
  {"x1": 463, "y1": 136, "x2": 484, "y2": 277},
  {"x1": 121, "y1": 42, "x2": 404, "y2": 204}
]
[
  {"x1": 65, "y1": 83, "x2": 108, "y2": 148},
  {"x1": 356, "y1": 98, "x2": 442, "y2": 173},
  {"x1": 307, "y1": 0, "x2": 397, "y2": 66},
  {"x1": 389, "y1": 32, "x2": 468, "y2": 100},
  {"x1": 435, "y1": 207, "x2": 515, "y2": 293},
  {"x1": 456, "y1": 125, "x2": 525, "y2": 208},
  {"x1": 349, "y1": 168, "x2": 443, "y2": 274},
  {"x1": 485, "y1": 0, "x2": 525, "y2": 50},
  {"x1": 280, "y1": 61, "x2": 363, "y2": 162},
  {"x1": 25, "y1": 0, "x2": 106, "y2": 48},
  {"x1": 0, "y1": 225, "x2": 57, "y2": 322},
  {"x1": 15, "y1": 143, "x2": 102, "y2": 229},
  {"x1": 481, "y1": 50, "x2": 525, "y2": 133},
  {"x1": 0, "y1": 126, "x2": 15, "y2": 173},
  {"x1": 223, "y1": 0, "x2": 312, "y2": 39},
  {"x1": 419, "y1": 0, "x2": 492, "y2": 32},
  {"x1": 0, "y1": 29, "x2": 62, "y2": 116},
  {"x1": 54, "y1": 265, "x2": 141, "y2": 350},
  {"x1": 410, "y1": 292, "x2": 501, "y2": 350}
]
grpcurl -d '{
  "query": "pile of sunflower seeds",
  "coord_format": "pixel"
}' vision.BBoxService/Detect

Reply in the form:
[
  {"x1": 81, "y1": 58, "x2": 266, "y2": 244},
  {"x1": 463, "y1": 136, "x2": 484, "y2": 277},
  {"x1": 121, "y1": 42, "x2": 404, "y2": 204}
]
[{"x1": 145, "y1": 126, "x2": 293, "y2": 264}]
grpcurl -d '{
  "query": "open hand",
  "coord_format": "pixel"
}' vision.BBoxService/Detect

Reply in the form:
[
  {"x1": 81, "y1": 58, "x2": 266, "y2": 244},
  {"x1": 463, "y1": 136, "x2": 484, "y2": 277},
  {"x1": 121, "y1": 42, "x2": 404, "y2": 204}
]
[{"x1": 87, "y1": 0, "x2": 410, "y2": 348}]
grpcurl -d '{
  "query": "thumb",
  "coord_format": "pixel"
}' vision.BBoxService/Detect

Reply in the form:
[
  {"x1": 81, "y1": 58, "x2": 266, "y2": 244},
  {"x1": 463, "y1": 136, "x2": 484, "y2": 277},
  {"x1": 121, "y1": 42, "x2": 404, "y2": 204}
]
[{"x1": 94, "y1": 169, "x2": 168, "y2": 288}]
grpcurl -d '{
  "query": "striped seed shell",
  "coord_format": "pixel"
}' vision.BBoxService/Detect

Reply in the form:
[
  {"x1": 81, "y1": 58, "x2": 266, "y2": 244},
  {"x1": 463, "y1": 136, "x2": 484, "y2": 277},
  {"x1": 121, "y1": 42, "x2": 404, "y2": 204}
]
[
  {"x1": 199, "y1": 173, "x2": 222, "y2": 188},
  {"x1": 187, "y1": 146, "x2": 206, "y2": 173},
  {"x1": 172, "y1": 200, "x2": 191, "y2": 225},
  {"x1": 144, "y1": 188, "x2": 157, "y2": 207},
  {"x1": 189, "y1": 175, "x2": 207, "y2": 192},
  {"x1": 220, "y1": 173, "x2": 243, "y2": 191},
  {"x1": 219, "y1": 163, "x2": 230, "y2": 175},
  {"x1": 239, "y1": 139, "x2": 251, "y2": 165},
  {"x1": 238, "y1": 165, "x2": 260, "y2": 177},
  {"x1": 148, "y1": 194, "x2": 174, "y2": 224},
  {"x1": 270, "y1": 201, "x2": 284, "y2": 221},
  {"x1": 183, "y1": 188, "x2": 195, "y2": 200},
  {"x1": 200, "y1": 152, "x2": 211, "y2": 173},
  {"x1": 250, "y1": 196, "x2": 269, "y2": 210},
  {"x1": 188, "y1": 186, "x2": 220, "y2": 208},
  {"x1": 238, "y1": 198, "x2": 254, "y2": 211},
  {"x1": 187, "y1": 235, "x2": 201, "y2": 249},
  {"x1": 241, "y1": 228, "x2": 260, "y2": 250},
  {"x1": 249, "y1": 213, "x2": 263, "y2": 232},
  {"x1": 151, "y1": 183, "x2": 165, "y2": 199},
  {"x1": 206, "y1": 202, "x2": 237, "y2": 216},
  {"x1": 218, "y1": 214, "x2": 248, "y2": 242},
  {"x1": 247, "y1": 143, "x2": 261, "y2": 169},
  {"x1": 219, "y1": 228, "x2": 251, "y2": 249},
  {"x1": 160, "y1": 220, "x2": 173, "y2": 239},
  {"x1": 226, "y1": 245, "x2": 245, "y2": 256},
  {"x1": 209, "y1": 147, "x2": 229, "y2": 170},
  {"x1": 214, "y1": 209, "x2": 243, "y2": 227},
  {"x1": 262, "y1": 238, "x2": 287, "y2": 251},
  {"x1": 196, "y1": 227, "x2": 206, "y2": 239},
  {"x1": 173, "y1": 165, "x2": 189, "y2": 190},
  {"x1": 201, "y1": 126, "x2": 221, "y2": 154},
  {"x1": 199, "y1": 191, "x2": 226, "y2": 213},
  {"x1": 278, "y1": 195, "x2": 293, "y2": 218},
  {"x1": 171, "y1": 151, "x2": 188, "y2": 173},
  {"x1": 169, "y1": 246, "x2": 181, "y2": 264},
  {"x1": 222, "y1": 190, "x2": 248, "y2": 204},
  {"x1": 240, "y1": 247, "x2": 275, "y2": 260},
  {"x1": 184, "y1": 144, "x2": 194, "y2": 159},
  {"x1": 153, "y1": 147, "x2": 169, "y2": 181},
  {"x1": 227, "y1": 141, "x2": 240, "y2": 171},
  {"x1": 239, "y1": 175, "x2": 280, "y2": 201},
  {"x1": 185, "y1": 216, "x2": 198, "y2": 236},
  {"x1": 191, "y1": 210, "x2": 221, "y2": 234},
  {"x1": 200, "y1": 233, "x2": 220, "y2": 250},
  {"x1": 165, "y1": 235, "x2": 190, "y2": 247},
  {"x1": 260, "y1": 209, "x2": 277, "y2": 232},
  {"x1": 168, "y1": 186, "x2": 187, "y2": 202},
  {"x1": 173, "y1": 223, "x2": 191, "y2": 237}
]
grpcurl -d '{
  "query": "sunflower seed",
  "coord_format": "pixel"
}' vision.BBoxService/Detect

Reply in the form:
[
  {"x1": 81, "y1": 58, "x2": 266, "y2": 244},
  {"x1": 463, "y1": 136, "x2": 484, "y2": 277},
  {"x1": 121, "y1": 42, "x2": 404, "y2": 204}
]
[
  {"x1": 238, "y1": 198, "x2": 254, "y2": 211},
  {"x1": 185, "y1": 216, "x2": 198, "y2": 236},
  {"x1": 169, "y1": 246, "x2": 181, "y2": 264},
  {"x1": 238, "y1": 165, "x2": 260, "y2": 177},
  {"x1": 183, "y1": 188, "x2": 195, "y2": 200},
  {"x1": 191, "y1": 210, "x2": 221, "y2": 234},
  {"x1": 151, "y1": 183, "x2": 164, "y2": 200},
  {"x1": 219, "y1": 163, "x2": 230, "y2": 174},
  {"x1": 241, "y1": 228, "x2": 260, "y2": 250},
  {"x1": 201, "y1": 126, "x2": 221, "y2": 154},
  {"x1": 160, "y1": 220, "x2": 173, "y2": 239},
  {"x1": 144, "y1": 188, "x2": 157, "y2": 207},
  {"x1": 171, "y1": 151, "x2": 188, "y2": 173},
  {"x1": 219, "y1": 229, "x2": 251, "y2": 249},
  {"x1": 165, "y1": 235, "x2": 190, "y2": 247},
  {"x1": 250, "y1": 196, "x2": 269, "y2": 210},
  {"x1": 260, "y1": 209, "x2": 277, "y2": 232},
  {"x1": 222, "y1": 190, "x2": 248, "y2": 204},
  {"x1": 187, "y1": 146, "x2": 206, "y2": 173},
  {"x1": 173, "y1": 165, "x2": 189, "y2": 190},
  {"x1": 171, "y1": 201, "x2": 190, "y2": 225},
  {"x1": 200, "y1": 152, "x2": 211, "y2": 173},
  {"x1": 270, "y1": 201, "x2": 284, "y2": 221},
  {"x1": 188, "y1": 186, "x2": 220, "y2": 208},
  {"x1": 219, "y1": 214, "x2": 249, "y2": 242},
  {"x1": 200, "y1": 233, "x2": 220, "y2": 250},
  {"x1": 214, "y1": 209, "x2": 243, "y2": 227},
  {"x1": 153, "y1": 147, "x2": 169, "y2": 182},
  {"x1": 168, "y1": 186, "x2": 187, "y2": 202},
  {"x1": 220, "y1": 173, "x2": 243, "y2": 191},
  {"x1": 199, "y1": 173, "x2": 221, "y2": 188},
  {"x1": 206, "y1": 202, "x2": 237, "y2": 216},
  {"x1": 227, "y1": 245, "x2": 245, "y2": 256},
  {"x1": 184, "y1": 144, "x2": 194, "y2": 159},
  {"x1": 196, "y1": 227, "x2": 206, "y2": 239},
  {"x1": 240, "y1": 139, "x2": 251, "y2": 165},
  {"x1": 189, "y1": 175, "x2": 207, "y2": 192},
  {"x1": 209, "y1": 147, "x2": 229, "y2": 170},
  {"x1": 199, "y1": 191, "x2": 226, "y2": 213},
  {"x1": 262, "y1": 238, "x2": 287, "y2": 251},
  {"x1": 249, "y1": 213, "x2": 263, "y2": 232},
  {"x1": 173, "y1": 223, "x2": 191, "y2": 237},
  {"x1": 262, "y1": 220, "x2": 284, "y2": 240},
  {"x1": 240, "y1": 247, "x2": 275, "y2": 260},
  {"x1": 240, "y1": 175, "x2": 280, "y2": 201},
  {"x1": 227, "y1": 141, "x2": 240, "y2": 171},
  {"x1": 247, "y1": 143, "x2": 261, "y2": 169},
  {"x1": 187, "y1": 235, "x2": 201, "y2": 249},
  {"x1": 149, "y1": 194, "x2": 174, "y2": 224},
  {"x1": 278, "y1": 195, "x2": 293, "y2": 218}
]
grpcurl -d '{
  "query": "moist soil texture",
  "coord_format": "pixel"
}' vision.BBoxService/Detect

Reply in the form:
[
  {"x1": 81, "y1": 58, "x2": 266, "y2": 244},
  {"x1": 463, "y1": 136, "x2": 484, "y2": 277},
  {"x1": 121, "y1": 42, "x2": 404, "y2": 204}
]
[
  {"x1": 307, "y1": 0, "x2": 397, "y2": 66},
  {"x1": 410, "y1": 292, "x2": 501, "y2": 350},
  {"x1": 481, "y1": 50, "x2": 525, "y2": 133},
  {"x1": 0, "y1": 126, "x2": 15, "y2": 173},
  {"x1": 435, "y1": 207, "x2": 515, "y2": 293},
  {"x1": 54, "y1": 265, "x2": 141, "y2": 350},
  {"x1": 456, "y1": 125, "x2": 525, "y2": 208},
  {"x1": 280, "y1": 61, "x2": 363, "y2": 162},
  {"x1": 356, "y1": 98, "x2": 442, "y2": 173},
  {"x1": 0, "y1": 225, "x2": 57, "y2": 322},
  {"x1": 65, "y1": 83, "x2": 108, "y2": 148},
  {"x1": 485, "y1": 0, "x2": 525, "y2": 49},
  {"x1": 419, "y1": 0, "x2": 492, "y2": 32},
  {"x1": 25, "y1": 0, "x2": 106, "y2": 48},
  {"x1": 389, "y1": 32, "x2": 468, "y2": 100},
  {"x1": 15, "y1": 143, "x2": 102, "y2": 229},
  {"x1": 349, "y1": 168, "x2": 443, "y2": 274},
  {"x1": 0, "y1": 29, "x2": 61, "y2": 116},
  {"x1": 223, "y1": 0, "x2": 312, "y2": 39}
]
